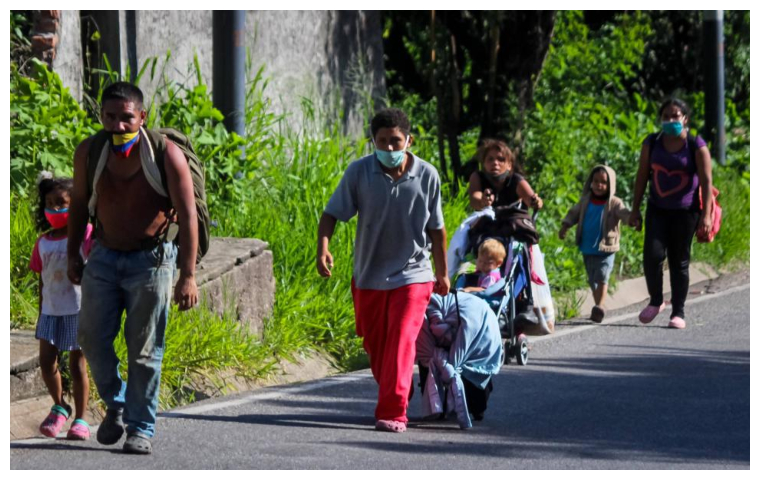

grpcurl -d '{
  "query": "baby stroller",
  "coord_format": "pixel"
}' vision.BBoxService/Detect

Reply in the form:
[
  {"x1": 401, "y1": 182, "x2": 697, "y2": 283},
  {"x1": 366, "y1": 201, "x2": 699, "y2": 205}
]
[{"x1": 453, "y1": 202, "x2": 541, "y2": 366}]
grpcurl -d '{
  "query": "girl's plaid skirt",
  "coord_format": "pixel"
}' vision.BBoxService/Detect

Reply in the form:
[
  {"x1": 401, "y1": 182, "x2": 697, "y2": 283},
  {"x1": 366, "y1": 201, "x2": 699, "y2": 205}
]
[{"x1": 35, "y1": 313, "x2": 81, "y2": 351}]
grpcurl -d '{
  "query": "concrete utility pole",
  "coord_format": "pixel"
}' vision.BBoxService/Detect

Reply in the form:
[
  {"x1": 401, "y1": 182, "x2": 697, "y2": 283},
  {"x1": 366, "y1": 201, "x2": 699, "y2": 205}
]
[
  {"x1": 703, "y1": 10, "x2": 726, "y2": 165},
  {"x1": 213, "y1": 11, "x2": 246, "y2": 138}
]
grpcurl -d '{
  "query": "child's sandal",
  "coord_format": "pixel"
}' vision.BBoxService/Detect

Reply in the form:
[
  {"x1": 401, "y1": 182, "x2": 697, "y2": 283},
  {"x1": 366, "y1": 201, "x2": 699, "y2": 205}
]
[
  {"x1": 66, "y1": 419, "x2": 91, "y2": 441},
  {"x1": 39, "y1": 404, "x2": 70, "y2": 438}
]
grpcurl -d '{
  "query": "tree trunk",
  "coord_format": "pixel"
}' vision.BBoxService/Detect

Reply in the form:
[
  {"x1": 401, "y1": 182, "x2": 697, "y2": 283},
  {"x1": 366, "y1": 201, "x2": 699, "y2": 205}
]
[
  {"x1": 448, "y1": 33, "x2": 463, "y2": 184},
  {"x1": 512, "y1": 11, "x2": 556, "y2": 155},
  {"x1": 430, "y1": 11, "x2": 449, "y2": 181},
  {"x1": 484, "y1": 21, "x2": 501, "y2": 138}
]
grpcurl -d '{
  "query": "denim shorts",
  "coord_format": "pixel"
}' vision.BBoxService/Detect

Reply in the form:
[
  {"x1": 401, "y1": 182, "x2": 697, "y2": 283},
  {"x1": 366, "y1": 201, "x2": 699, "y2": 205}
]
[{"x1": 583, "y1": 253, "x2": 615, "y2": 290}]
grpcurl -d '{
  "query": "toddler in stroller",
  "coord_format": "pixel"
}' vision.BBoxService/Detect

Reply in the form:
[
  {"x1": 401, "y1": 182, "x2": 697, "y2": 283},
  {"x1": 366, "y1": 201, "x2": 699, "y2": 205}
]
[
  {"x1": 452, "y1": 202, "x2": 549, "y2": 365},
  {"x1": 460, "y1": 239, "x2": 507, "y2": 293}
]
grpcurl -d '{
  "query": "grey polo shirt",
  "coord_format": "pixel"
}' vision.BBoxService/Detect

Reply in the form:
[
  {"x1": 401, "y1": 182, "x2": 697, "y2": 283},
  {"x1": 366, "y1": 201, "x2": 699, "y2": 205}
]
[{"x1": 325, "y1": 153, "x2": 445, "y2": 290}]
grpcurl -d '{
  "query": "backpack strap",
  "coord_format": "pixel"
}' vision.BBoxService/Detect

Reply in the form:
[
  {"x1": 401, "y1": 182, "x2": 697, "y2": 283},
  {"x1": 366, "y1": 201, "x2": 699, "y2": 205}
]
[
  {"x1": 86, "y1": 130, "x2": 111, "y2": 223},
  {"x1": 142, "y1": 128, "x2": 167, "y2": 190},
  {"x1": 686, "y1": 133, "x2": 699, "y2": 167},
  {"x1": 141, "y1": 128, "x2": 179, "y2": 245},
  {"x1": 646, "y1": 132, "x2": 660, "y2": 163}
]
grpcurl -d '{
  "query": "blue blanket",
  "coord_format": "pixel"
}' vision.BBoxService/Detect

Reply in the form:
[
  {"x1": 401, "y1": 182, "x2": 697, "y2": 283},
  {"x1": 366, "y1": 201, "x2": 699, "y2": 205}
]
[{"x1": 416, "y1": 292, "x2": 503, "y2": 429}]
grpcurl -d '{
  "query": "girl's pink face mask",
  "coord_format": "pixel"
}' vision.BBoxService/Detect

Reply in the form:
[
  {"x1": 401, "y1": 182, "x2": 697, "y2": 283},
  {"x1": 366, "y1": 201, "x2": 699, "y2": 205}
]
[{"x1": 45, "y1": 209, "x2": 69, "y2": 229}]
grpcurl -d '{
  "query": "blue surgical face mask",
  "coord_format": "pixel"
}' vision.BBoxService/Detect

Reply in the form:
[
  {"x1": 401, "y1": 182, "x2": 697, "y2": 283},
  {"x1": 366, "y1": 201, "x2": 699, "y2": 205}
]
[
  {"x1": 374, "y1": 136, "x2": 409, "y2": 169},
  {"x1": 662, "y1": 121, "x2": 684, "y2": 137}
]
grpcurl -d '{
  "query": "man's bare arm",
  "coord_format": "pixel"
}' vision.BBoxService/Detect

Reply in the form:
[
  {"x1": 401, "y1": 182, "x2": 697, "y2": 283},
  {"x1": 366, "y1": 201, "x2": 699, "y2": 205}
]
[{"x1": 164, "y1": 140, "x2": 198, "y2": 310}]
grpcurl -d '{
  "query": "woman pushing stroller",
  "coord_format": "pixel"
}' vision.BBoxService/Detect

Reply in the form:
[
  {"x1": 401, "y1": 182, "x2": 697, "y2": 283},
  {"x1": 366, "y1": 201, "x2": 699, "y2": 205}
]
[
  {"x1": 467, "y1": 138, "x2": 543, "y2": 212},
  {"x1": 464, "y1": 138, "x2": 547, "y2": 341}
]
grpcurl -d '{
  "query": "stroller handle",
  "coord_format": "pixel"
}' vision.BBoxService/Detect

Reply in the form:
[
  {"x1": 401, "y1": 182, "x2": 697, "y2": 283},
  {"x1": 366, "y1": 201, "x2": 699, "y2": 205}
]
[
  {"x1": 501, "y1": 199, "x2": 540, "y2": 218},
  {"x1": 501, "y1": 199, "x2": 540, "y2": 223}
]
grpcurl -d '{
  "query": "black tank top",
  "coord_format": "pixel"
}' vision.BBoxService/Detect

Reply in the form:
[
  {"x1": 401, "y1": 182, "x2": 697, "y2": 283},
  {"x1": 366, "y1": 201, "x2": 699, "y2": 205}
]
[{"x1": 476, "y1": 171, "x2": 524, "y2": 207}]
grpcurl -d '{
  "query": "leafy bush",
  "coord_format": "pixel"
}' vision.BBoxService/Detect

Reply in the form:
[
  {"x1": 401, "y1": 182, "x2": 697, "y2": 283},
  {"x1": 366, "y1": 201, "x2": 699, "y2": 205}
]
[{"x1": 10, "y1": 59, "x2": 100, "y2": 196}]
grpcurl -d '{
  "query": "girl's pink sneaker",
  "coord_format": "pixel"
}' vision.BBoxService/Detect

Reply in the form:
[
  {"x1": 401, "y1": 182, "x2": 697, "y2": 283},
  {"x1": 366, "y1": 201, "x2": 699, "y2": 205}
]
[
  {"x1": 667, "y1": 317, "x2": 686, "y2": 329},
  {"x1": 66, "y1": 419, "x2": 91, "y2": 440},
  {"x1": 638, "y1": 304, "x2": 665, "y2": 324},
  {"x1": 39, "y1": 405, "x2": 70, "y2": 438}
]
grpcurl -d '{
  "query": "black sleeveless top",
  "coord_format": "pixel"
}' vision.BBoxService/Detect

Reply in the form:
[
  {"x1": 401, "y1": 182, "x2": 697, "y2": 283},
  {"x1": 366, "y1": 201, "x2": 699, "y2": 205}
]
[{"x1": 476, "y1": 171, "x2": 525, "y2": 207}]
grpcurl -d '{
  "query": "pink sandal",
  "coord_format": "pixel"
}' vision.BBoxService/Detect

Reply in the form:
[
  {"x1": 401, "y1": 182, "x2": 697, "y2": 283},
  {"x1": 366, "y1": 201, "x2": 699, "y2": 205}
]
[
  {"x1": 667, "y1": 316, "x2": 686, "y2": 329},
  {"x1": 639, "y1": 304, "x2": 665, "y2": 324},
  {"x1": 375, "y1": 419, "x2": 407, "y2": 433},
  {"x1": 39, "y1": 405, "x2": 70, "y2": 438},
  {"x1": 66, "y1": 419, "x2": 91, "y2": 440}
]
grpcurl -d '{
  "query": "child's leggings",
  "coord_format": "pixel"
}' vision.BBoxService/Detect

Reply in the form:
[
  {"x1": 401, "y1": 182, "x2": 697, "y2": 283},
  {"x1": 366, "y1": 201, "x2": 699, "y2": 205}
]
[
  {"x1": 351, "y1": 280, "x2": 434, "y2": 423},
  {"x1": 643, "y1": 203, "x2": 700, "y2": 319}
]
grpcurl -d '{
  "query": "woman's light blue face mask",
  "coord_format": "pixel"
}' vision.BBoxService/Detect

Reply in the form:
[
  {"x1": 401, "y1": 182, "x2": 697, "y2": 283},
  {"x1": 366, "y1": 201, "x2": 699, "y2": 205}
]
[
  {"x1": 662, "y1": 121, "x2": 684, "y2": 137},
  {"x1": 373, "y1": 136, "x2": 409, "y2": 168}
]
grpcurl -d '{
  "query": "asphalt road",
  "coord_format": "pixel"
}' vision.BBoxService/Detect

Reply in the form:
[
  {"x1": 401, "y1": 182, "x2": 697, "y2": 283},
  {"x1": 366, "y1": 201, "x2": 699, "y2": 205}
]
[{"x1": 10, "y1": 272, "x2": 750, "y2": 469}]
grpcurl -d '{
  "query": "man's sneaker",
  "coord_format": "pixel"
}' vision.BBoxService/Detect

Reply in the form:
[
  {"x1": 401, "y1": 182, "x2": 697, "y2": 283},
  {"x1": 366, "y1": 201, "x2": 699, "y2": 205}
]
[
  {"x1": 590, "y1": 305, "x2": 605, "y2": 323},
  {"x1": 667, "y1": 316, "x2": 686, "y2": 329},
  {"x1": 96, "y1": 408, "x2": 124, "y2": 445},
  {"x1": 638, "y1": 304, "x2": 665, "y2": 324}
]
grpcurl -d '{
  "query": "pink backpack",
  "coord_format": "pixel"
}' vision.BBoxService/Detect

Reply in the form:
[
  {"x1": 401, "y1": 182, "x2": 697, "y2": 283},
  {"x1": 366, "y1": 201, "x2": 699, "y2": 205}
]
[{"x1": 696, "y1": 186, "x2": 722, "y2": 243}]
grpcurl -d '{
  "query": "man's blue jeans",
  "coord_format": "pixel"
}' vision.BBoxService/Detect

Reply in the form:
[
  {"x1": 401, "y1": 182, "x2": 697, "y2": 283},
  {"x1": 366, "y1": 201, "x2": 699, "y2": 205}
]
[{"x1": 78, "y1": 241, "x2": 176, "y2": 438}]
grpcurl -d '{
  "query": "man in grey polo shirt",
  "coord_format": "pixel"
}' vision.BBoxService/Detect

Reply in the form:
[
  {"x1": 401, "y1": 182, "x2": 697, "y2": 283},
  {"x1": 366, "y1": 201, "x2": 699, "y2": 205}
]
[{"x1": 316, "y1": 108, "x2": 449, "y2": 433}]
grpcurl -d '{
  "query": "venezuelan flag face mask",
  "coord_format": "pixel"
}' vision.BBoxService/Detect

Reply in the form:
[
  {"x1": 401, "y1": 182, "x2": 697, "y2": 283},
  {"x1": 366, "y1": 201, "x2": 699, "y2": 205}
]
[{"x1": 111, "y1": 131, "x2": 140, "y2": 157}]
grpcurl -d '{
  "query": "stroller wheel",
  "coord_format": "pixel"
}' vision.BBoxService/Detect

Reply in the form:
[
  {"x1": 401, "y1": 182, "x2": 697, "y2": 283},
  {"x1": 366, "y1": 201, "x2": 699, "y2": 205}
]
[
  {"x1": 516, "y1": 337, "x2": 529, "y2": 366},
  {"x1": 501, "y1": 339, "x2": 510, "y2": 365}
]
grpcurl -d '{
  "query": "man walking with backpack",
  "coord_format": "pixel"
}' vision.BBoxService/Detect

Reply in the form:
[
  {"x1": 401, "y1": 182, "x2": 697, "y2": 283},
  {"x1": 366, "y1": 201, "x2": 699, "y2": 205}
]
[{"x1": 67, "y1": 82, "x2": 199, "y2": 454}]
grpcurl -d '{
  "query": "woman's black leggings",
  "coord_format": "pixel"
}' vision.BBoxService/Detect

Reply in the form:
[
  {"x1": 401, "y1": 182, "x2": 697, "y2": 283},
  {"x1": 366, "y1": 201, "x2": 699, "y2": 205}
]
[{"x1": 643, "y1": 203, "x2": 700, "y2": 319}]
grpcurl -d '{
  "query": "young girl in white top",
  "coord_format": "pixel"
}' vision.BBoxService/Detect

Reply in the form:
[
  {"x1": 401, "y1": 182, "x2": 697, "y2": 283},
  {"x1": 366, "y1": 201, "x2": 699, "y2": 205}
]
[{"x1": 30, "y1": 172, "x2": 93, "y2": 440}]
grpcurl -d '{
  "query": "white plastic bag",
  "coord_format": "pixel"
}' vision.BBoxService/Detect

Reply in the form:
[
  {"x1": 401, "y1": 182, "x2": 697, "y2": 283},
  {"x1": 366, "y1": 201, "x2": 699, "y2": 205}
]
[{"x1": 524, "y1": 244, "x2": 555, "y2": 335}]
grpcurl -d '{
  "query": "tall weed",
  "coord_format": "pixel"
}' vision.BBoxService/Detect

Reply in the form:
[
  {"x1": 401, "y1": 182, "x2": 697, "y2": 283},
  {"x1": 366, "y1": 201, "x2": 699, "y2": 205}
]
[
  {"x1": 10, "y1": 194, "x2": 40, "y2": 329},
  {"x1": 108, "y1": 300, "x2": 279, "y2": 409}
]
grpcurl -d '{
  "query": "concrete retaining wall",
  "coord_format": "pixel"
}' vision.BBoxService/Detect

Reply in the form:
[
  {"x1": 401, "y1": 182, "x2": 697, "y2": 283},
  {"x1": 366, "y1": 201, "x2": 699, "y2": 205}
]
[
  {"x1": 52, "y1": 10, "x2": 386, "y2": 136},
  {"x1": 195, "y1": 237, "x2": 275, "y2": 334}
]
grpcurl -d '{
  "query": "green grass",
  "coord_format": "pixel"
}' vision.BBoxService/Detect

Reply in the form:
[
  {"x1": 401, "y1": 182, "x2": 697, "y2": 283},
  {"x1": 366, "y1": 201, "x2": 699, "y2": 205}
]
[{"x1": 10, "y1": 195, "x2": 40, "y2": 329}]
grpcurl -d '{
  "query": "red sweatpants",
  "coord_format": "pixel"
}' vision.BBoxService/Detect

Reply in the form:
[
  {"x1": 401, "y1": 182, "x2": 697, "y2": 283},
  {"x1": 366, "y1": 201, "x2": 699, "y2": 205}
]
[{"x1": 351, "y1": 280, "x2": 434, "y2": 423}]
